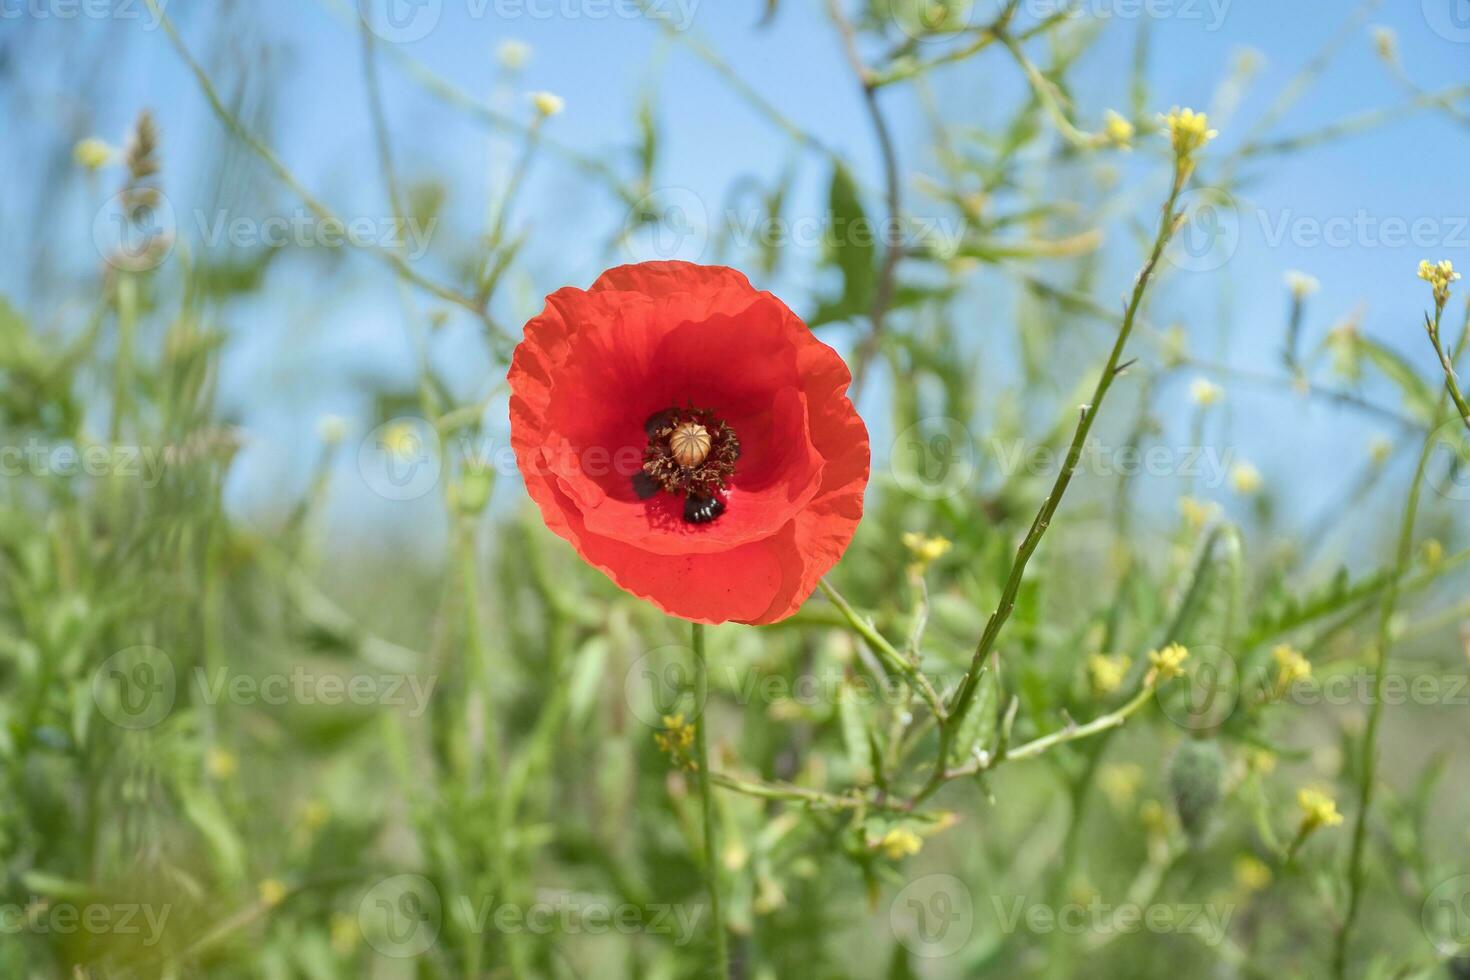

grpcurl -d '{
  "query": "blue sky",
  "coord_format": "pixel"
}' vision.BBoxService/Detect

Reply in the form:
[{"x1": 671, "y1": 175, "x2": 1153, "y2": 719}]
[{"x1": 4, "y1": 0, "x2": 1468, "y2": 555}]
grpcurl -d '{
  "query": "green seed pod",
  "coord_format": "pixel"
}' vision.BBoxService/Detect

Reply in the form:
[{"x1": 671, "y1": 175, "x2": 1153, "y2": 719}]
[{"x1": 1168, "y1": 739, "x2": 1225, "y2": 843}]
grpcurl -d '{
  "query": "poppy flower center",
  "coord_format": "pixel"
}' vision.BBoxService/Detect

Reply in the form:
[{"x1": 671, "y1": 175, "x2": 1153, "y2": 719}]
[{"x1": 634, "y1": 405, "x2": 741, "y2": 524}]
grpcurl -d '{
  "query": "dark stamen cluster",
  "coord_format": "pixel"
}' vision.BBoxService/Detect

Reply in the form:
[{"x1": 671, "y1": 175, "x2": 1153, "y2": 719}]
[{"x1": 635, "y1": 405, "x2": 740, "y2": 523}]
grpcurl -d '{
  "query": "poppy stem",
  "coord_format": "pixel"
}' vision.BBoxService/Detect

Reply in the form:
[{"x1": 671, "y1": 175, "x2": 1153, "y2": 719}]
[{"x1": 690, "y1": 621, "x2": 730, "y2": 977}]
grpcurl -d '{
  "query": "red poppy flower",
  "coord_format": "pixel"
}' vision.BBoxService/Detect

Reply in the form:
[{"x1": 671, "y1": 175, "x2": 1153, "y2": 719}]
[{"x1": 508, "y1": 261, "x2": 870, "y2": 625}]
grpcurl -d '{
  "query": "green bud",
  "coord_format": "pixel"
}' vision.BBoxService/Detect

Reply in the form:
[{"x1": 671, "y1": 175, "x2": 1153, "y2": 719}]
[{"x1": 1168, "y1": 739, "x2": 1224, "y2": 843}]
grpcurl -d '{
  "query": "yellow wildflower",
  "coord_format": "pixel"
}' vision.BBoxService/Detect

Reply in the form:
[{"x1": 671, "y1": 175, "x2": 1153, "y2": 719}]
[
  {"x1": 1418, "y1": 259, "x2": 1460, "y2": 306},
  {"x1": 315, "y1": 414, "x2": 348, "y2": 446},
  {"x1": 73, "y1": 137, "x2": 114, "y2": 171},
  {"x1": 1234, "y1": 854, "x2": 1272, "y2": 891},
  {"x1": 1099, "y1": 764, "x2": 1144, "y2": 810},
  {"x1": 1297, "y1": 788, "x2": 1344, "y2": 832},
  {"x1": 1422, "y1": 538, "x2": 1444, "y2": 566},
  {"x1": 1160, "y1": 106, "x2": 1218, "y2": 158},
  {"x1": 1145, "y1": 643, "x2": 1189, "y2": 685},
  {"x1": 530, "y1": 91, "x2": 565, "y2": 117},
  {"x1": 1102, "y1": 110, "x2": 1135, "y2": 149},
  {"x1": 1179, "y1": 495, "x2": 1221, "y2": 531},
  {"x1": 258, "y1": 879, "x2": 288, "y2": 908},
  {"x1": 1371, "y1": 26, "x2": 1398, "y2": 64},
  {"x1": 902, "y1": 531, "x2": 952, "y2": 569},
  {"x1": 1189, "y1": 377, "x2": 1224, "y2": 407},
  {"x1": 1139, "y1": 799, "x2": 1169, "y2": 836},
  {"x1": 302, "y1": 800, "x2": 330, "y2": 829},
  {"x1": 880, "y1": 827, "x2": 924, "y2": 860},
  {"x1": 330, "y1": 911, "x2": 360, "y2": 954},
  {"x1": 654, "y1": 713, "x2": 697, "y2": 768},
  {"x1": 205, "y1": 747, "x2": 238, "y2": 780},
  {"x1": 496, "y1": 39, "x2": 531, "y2": 71},
  {"x1": 380, "y1": 420, "x2": 423, "y2": 459},
  {"x1": 1229, "y1": 462, "x2": 1263, "y2": 495},
  {"x1": 1087, "y1": 653, "x2": 1131, "y2": 696},
  {"x1": 1284, "y1": 271, "x2": 1320, "y2": 300},
  {"x1": 1271, "y1": 644, "x2": 1311, "y2": 695}
]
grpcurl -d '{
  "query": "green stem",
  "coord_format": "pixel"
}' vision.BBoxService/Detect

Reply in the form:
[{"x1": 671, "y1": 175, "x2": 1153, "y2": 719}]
[
  {"x1": 691, "y1": 622, "x2": 730, "y2": 977},
  {"x1": 1332, "y1": 394, "x2": 1443, "y2": 977},
  {"x1": 928, "y1": 155, "x2": 1191, "y2": 792}
]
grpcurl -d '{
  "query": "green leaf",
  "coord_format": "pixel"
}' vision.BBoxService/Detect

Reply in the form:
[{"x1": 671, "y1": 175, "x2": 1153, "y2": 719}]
[
  {"x1": 838, "y1": 676, "x2": 875, "y2": 783},
  {"x1": 949, "y1": 662, "x2": 999, "y2": 767},
  {"x1": 809, "y1": 164, "x2": 876, "y2": 328},
  {"x1": 568, "y1": 637, "x2": 609, "y2": 727},
  {"x1": 1354, "y1": 335, "x2": 1438, "y2": 423},
  {"x1": 180, "y1": 786, "x2": 247, "y2": 882}
]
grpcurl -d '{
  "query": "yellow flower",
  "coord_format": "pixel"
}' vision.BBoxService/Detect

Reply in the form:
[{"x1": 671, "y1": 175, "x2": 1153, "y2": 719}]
[
  {"x1": 1087, "y1": 653, "x2": 1131, "y2": 696},
  {"x1": 302, "y1": 800, "x2": 330, "y2": 829},
  {"x1": 902, "y1": 531, "x2": 952, "y2": 571},
  {"x1": 316, "y1": 414, "x2": 348, "y2": 446},
  {"x1": 1284, "y1": 271, "x2": 1320, "y2": 300},
  {"x1": 1371, "y1": 26, "x2": 1398, "y2": 63},
  {"x1": 380, "y1": 420, "x2": 423, "y2": 459},
  {"x1": 1422, "y1": 538, "x2": 1444, "y2": 566},
  {"x1": 1229, "y1": 462, "x2": 1263, "y2": 495},
  {"x1": 1145, "y1": 643, "x2": 1189, "y2": 685},
  {"x1": 1272, "y1": 644, "x2": 1311, "y2": 694},
  {"x1": 1178, "y1": 495, "x2": 1221, "y2": 531},
  {"x1": 1297, "y1": 788, "x2": 1344, "y2": 831},
  {"x1": 1099, "y1": 764, "x2": 1143, "y2": 810},
  {"x1": 73, "y1": 137, "x2": 114, "y2": 171},
  {"x1": 330, "y1": 911, "x2": 360, "y2": 954},
  {"x1": 530, "y1": 91, "x2": 565, "y2": 117},
  {"x1": 495, "y1": 39, "x2": 531, "y2": 71},
  {"x1": 880, "y1": 827, "x2": 924, "y2": 860},
  {"x1": 1234, "y1": 854, "x2": 1272, "y2": 891},
  {"x1": 654, "y1": 713, "x2": 696, "y2": 766},
  {"x1": 1160, "y1": 106, "x2": 1218, "y2": 158},
  {"x1": 1102, "y1": 110, "x2": 1134, "y2": 149},
  {"x1": 1368, "y1": 436, "x2": 1392, "y2": 468},
  {"x1": 258, "y1": 878, "x2": 288, "y2": 908},
  {"x1": 1189, "y1": 377, "x2": 1223, "y2": 408},
  {"x1": 1418, "y1": 259, "x2": 1460, "y2": 306},
  {"x1": 1247, "y1": 748, "x2": 1277, "y2": 774},
  {"x1": 1139, "y1": 799, "x2": 1169, "y2": 836},
  {"x1": 205, "y1": 747, "x2": 238, "y2": 780}
]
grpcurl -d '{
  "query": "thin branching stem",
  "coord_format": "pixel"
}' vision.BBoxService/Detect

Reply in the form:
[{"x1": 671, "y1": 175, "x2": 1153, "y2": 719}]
[{"x1": 925, "y1": 154, "x2": 1193, "y2": 795}]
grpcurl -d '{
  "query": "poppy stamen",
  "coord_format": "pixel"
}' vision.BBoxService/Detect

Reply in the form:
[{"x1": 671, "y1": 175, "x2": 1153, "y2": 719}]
[{"x1": 638, "y1": 405, "x2": 739, "y2": 522}]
